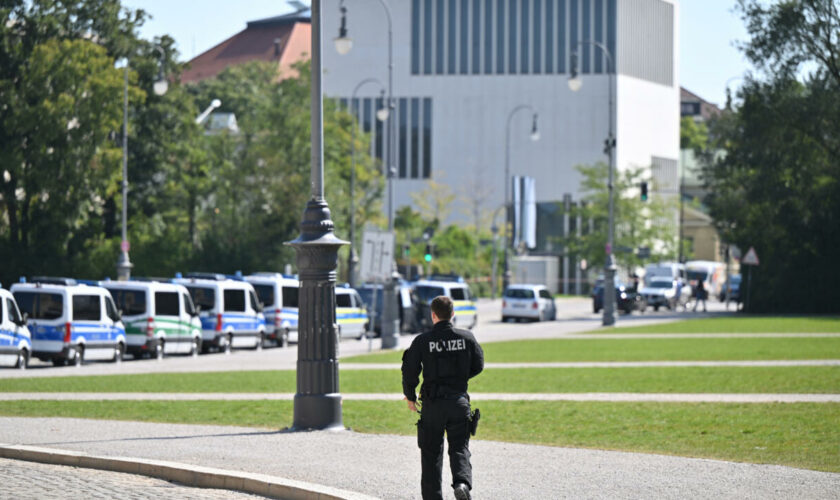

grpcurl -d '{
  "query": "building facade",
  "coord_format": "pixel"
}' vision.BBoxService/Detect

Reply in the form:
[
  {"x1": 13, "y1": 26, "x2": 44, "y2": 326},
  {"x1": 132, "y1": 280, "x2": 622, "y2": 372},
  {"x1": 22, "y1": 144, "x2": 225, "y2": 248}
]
[{"x1": 322, "y1": 0, "x2": 680, "y2": 243}]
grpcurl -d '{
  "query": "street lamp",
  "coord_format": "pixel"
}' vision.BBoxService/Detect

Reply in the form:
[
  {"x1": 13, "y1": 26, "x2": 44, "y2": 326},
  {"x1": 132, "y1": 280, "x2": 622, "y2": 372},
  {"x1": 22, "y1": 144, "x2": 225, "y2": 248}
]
[
  {"x1": 117, "y1": 45, "x2": 168, "y2": 281},
  {"x1": 569, "y1": 40, "x2": 616, "y2": 327},
  {"x1": 347, "y1": 79, "x2": 387, "y2": 287},
  {"x1": 195, "y1": 99, "x2": 222, "y2": 125},
  {"x1": 287, "y1": 0, "x2": 347, "y2": 431},
  {"x1": 337, "y1": 0, "x2": 400, "y2": 349},
  {"x1": 502, "y1": 105, "x2": 540, "y2": 291}
]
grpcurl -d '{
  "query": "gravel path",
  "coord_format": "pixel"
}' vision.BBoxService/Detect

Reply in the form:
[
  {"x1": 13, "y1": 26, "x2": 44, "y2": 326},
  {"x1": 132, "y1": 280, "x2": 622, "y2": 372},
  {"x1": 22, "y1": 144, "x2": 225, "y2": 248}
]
[
  {"x1": 1, "y1": 418, "x2": 838, "y2": 500},
  {"x1": 0, "y1": 392, "x2": 838, "y2": 403}
]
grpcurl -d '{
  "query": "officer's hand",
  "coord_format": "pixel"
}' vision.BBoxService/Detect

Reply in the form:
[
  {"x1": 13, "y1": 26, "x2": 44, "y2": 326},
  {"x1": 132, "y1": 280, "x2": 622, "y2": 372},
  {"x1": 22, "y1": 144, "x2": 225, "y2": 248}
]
[{"x1": 404, "y1": 396, "x2": 418, "y2": 412}]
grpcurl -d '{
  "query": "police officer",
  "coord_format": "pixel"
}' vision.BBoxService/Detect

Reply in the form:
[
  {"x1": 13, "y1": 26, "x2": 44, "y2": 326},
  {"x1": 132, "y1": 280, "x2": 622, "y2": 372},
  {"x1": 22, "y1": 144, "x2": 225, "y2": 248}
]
[{"x1": 402, "y1": 295, "x2": 484, "y2": 500}]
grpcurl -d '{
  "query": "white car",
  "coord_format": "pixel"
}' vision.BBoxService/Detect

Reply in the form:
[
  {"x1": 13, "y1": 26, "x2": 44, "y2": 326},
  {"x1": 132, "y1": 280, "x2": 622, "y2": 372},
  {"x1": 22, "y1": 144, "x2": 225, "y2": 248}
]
[
  {"x1": 0, "y1": 287, "x2": 32, "y2": 369},
  {"x1": 502, "y1": 285, "x2": 556, "y2": 322},
  {"x1": 640, "y1": 277, "x2": 691, "y2": 311}
]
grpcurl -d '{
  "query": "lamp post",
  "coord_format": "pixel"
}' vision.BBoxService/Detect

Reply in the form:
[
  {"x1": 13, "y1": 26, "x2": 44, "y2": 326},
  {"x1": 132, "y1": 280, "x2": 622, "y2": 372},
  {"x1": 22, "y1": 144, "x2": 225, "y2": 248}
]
[
  {"x1": 490, "y1": 204, "x2": 506, "y2": 299},
  {"x1": 347, "y1": 79, "x2": 387, "y2": 287},
  {"x1": 502, "y1": 105, "x2": 540, "y2": 291},
  {"x1": 337, "y1": 0, "x2": 400, "y2": 349},
  {"x1": 116, "y1": 46, "x2": 168, "y2": 281},
  {"x1": 287, "y1": 0, "x2": 347, "y2": 431},
  {"x1": 568, "y1": 40, "x2": 616, "y2": 327}
]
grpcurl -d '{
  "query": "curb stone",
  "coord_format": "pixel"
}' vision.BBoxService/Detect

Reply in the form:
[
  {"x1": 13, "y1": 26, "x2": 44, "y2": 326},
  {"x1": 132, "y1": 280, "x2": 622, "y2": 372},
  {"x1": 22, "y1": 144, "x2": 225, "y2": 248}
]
[{"x1": 0, "y1": 443, "x2": 378, "y2": 500}]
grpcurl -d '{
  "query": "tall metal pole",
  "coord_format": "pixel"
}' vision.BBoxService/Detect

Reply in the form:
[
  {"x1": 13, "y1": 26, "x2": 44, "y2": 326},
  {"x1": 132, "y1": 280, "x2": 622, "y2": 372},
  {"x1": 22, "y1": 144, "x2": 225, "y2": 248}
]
[
  {"x1": 503, "y1": 104, "x2": 537, "y2": 291},
  {"x1": 116, "y1": 65, "x2": 133, "y2": 281},
  {"x1": 288, "y1": 0, "x2": 347, "y2": 431},
  {"x1": 348, "y1": 79, "x2": 385, "y2": 287}
]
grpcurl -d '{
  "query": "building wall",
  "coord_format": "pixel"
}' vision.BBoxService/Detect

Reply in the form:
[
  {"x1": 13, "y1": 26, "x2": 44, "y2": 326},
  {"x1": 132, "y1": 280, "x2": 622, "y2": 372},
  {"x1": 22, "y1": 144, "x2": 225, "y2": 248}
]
[{"x1": 322, "y1": 0, "x2": 678, "y2": 229}]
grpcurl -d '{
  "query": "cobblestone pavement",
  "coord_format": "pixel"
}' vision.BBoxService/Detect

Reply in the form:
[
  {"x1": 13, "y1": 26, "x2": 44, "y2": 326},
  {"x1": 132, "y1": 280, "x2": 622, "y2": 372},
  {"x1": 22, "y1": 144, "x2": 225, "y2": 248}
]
[{"x1": 0, "y1": 457, "x2": 266, "y2": 499}]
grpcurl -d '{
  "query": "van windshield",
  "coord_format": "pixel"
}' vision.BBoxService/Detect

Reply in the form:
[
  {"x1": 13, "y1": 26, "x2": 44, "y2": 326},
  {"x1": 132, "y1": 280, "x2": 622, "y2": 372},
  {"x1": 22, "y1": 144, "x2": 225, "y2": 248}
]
[
  {"x1": 336, "y1": 293, "x2": 352, "y2": 307},
  {"x1": 186, "y1": 286, "x2": 215, "y2": 312},
  {"x1": 282, "y1": 286, "x2": 298, "y2": 308},
  {"x1": 686, "y1": 270, "x2": 708, "y2": 282},
  {"x1": 13, "y1": 292, "x2": 64, "y2": 320},
  {"x1": 253, "y1": 285, "x2": 275, "y2": 307},
  {"x1": 415, "y1": 286, "x2": 445, "y2": 304},
  {"x1": 504, "y1": 288, "x2": 534, "y2": 299},
  {"x1": 107, "y1": 289, "x2": 146, "y2": 316}
]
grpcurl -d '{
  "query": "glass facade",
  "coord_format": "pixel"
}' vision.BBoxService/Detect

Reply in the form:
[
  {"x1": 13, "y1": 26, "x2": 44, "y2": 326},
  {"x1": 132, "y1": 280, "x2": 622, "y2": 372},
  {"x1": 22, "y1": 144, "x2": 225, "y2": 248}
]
[
  {"x1": 340, "y1": 97, "x2": 433, "y2": 180},
  {"x1": 412, "y1": 0, "x2": 617, "y2": 76}
]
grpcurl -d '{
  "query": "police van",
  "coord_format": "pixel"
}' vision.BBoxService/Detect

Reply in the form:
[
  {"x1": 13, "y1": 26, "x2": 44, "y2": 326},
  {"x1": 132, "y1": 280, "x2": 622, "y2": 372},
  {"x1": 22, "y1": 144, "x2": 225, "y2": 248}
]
[
  {"x1": 102, "y1": 279, "x2": 202, "y2": 359},
  {"x1": 335, "y1": 284, "x2": 369, "y2": 339},
  {"x1": 11, "y1": 278, "x2": 126, "y2": 366},
  {"x1": 413, "y1": 277, "x2": 478, "y2": 330},
  {"x1": 244, "y1": 273, "x2": 298, "y2": 347},
  {"x1": 0, "y1": 286, "x2": 32, "y2": 369},
  {"x1": 174, "y1": 274, "x2": 266, "y2": 352}
]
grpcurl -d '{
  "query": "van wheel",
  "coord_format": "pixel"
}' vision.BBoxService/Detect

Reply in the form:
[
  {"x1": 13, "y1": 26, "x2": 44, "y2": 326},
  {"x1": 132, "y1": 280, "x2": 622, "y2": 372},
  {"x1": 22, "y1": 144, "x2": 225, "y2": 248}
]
[
  {"x1": 16, "y1": 349, "x2": 29, "y2": 370},
  {"x1": 112, "y1": 343, "x2": 125, "y2": 364},
  {"x1": 502, "y1": 316, "x2": 509, "y2": 323},
  {"x1": 52, "y1": 358, "x2": 66, "y2": 367},
  {"x1": 190, "y1": 337, "x2": 201, "y2": 357},
  {"x1": 73, "y1": 347, "x2": 84, "y2": 367},
  {"x1": 154, "y1": 341, "x2": 165, "y2": 361}
]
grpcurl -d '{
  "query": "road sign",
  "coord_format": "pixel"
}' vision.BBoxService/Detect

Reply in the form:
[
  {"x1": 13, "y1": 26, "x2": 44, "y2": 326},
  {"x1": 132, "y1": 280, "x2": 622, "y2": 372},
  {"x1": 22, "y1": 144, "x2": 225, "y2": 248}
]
[
  {"x1": 742, "y1": 246, "x2": 759, "y2": 266},
  {"x1": 359, "y1": 230, "x2": 395, "y2": 283}
]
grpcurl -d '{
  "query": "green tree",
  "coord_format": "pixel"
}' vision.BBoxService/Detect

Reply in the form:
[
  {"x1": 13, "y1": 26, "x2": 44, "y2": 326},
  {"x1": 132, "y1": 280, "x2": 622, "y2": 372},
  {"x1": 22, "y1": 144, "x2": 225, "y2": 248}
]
[
  {"x1": 563, "y1": 163, "x2": 678, "y2": 273},
  {"x1": 702, "y1": 0, "x2": 840, "y2": 312},
  {"x1": 680, "y1": 116, "x2": 709, "y2": 151}
]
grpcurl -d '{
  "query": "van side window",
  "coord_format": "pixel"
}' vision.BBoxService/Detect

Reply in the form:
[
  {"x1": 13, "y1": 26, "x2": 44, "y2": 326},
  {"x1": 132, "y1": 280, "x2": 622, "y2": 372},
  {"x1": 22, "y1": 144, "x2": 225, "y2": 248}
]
[
  {"x1": 155, "y1": 292, "x2": 180, "y2": 316},
  {"x1": 73, "y1": 295, "x2": 101, "y2": 321},
  {"x1": 187, "y1": 287, "x2": 215, "y2": 312},
  {"x1": 14, "y1": 292, "x2": 64, "y2": 320},
  {"x1": 415, "y1": 286, "x2": 444, "y2": 304},
  {"x1": 282, "y1": 287, "x2": 298, "y2": 308},
  {"x1": 253, "y1": 285, "x2": 275, "y2": 308},
  {"x1": 182, "y1": 294, "x2": 196, "y2": 316},
  {"x1": 105, "y1": 296, "x2": 121, "y2": 322},
  {"x1": 0, "y1": 297, "x2": 4, "y2": 322},
  {"x1": 9, "y1": 299, "x2": 21, "y2": 324},
  {"x1": 336, "y1": 293, "x2": 352, "y2": 307},
  {"x1": 224, "y1": 290, "x2": 246, "y2": 312},
  {"x1": 249, "y1": 290, "x2": 262, "y2": 312}
]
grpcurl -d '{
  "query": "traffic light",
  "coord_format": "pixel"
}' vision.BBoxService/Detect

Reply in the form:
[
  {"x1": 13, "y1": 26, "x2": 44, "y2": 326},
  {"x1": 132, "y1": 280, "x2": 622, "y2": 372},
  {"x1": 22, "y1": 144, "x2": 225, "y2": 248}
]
[
  {"x1": 640, "y1": 181, "x2": 648, "y2": 202},
  {"x1": 424, "y1": 244, "x2": 432, "y2": 262}
]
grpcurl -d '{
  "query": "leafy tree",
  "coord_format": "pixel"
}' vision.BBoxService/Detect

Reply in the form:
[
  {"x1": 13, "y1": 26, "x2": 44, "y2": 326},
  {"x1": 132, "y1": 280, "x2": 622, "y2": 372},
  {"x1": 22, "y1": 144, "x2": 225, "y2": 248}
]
[
  {"x1": 563, "y1": 163, "x2": 678, "y2": 274},
  {"x1": 680, "y1": 116, "x2": 709, "y2": 151},
  {"x1": 702, "y1": 0, "x2": 840, "y2": 312}
]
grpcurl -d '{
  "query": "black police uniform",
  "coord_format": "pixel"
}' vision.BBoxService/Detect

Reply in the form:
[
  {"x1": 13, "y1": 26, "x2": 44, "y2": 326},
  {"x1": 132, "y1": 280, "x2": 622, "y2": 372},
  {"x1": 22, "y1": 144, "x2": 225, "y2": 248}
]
[{"x1": 402, "y1": 319, "x2": 484, "y2": 500}]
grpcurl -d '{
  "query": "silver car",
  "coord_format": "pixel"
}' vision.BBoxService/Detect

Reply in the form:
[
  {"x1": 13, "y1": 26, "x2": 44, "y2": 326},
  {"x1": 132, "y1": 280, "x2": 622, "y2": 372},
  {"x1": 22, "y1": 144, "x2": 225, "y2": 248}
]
[{"x1": 502, "y1": 285, "x2": 556, "y2": 322}]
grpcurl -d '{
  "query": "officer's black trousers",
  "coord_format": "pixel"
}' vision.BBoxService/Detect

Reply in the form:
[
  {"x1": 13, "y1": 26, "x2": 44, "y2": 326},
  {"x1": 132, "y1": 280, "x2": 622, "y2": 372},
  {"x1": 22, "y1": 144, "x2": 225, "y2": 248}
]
[{"x1": 417, "y1": 396, "x2": 472, "y2": 500}]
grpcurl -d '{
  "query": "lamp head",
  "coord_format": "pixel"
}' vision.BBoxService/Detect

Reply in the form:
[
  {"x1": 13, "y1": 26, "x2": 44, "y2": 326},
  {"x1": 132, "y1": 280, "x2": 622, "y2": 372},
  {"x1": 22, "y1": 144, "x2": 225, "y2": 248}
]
[
  {"x1": 568, "y1": 50, "x2": 582, "y2": 92},
  {"x1": 334, "y1": 3, "x2": 352, "y2": 55},
  {"x1": 530, "y1": 114, "x2": 540, "y2": 141},
  {"x1": 153, "y1": 78, "x2": 168, "y2": 96},
  {"x1": 211, "y1": 99, "x2": 222, "y2": 109},
  {"x1": 376, "y1": 97, "x2": 390, "y2": 121}
]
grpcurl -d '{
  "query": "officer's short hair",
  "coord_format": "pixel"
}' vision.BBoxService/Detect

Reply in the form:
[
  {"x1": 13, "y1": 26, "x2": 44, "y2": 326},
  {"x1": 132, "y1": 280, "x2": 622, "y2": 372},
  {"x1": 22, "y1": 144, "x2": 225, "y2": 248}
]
[{"x1": 431, "y1": 296, "x2": 454, "y2": 321}]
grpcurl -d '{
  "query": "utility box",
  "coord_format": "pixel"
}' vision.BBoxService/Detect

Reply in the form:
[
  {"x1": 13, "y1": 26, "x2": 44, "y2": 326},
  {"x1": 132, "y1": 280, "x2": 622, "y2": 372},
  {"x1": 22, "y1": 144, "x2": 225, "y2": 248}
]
[{"x1": 511, "y1": 256, "x2": 560, "y2": 294}]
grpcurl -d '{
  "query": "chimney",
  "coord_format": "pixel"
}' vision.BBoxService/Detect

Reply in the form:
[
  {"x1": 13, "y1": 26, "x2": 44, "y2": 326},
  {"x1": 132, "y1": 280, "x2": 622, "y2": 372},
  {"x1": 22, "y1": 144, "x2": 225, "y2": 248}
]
[{"x1": 274, "y1": 38, "x2": 282, "y2": 58}]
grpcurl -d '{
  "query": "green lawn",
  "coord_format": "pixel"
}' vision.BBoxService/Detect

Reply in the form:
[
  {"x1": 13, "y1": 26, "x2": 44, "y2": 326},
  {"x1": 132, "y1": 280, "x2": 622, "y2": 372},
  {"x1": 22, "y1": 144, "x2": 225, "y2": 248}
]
[
  {"x1": 1, "y1": 400, "x2": 836, "y2": 473},
  {"x1": 588, "y1": 316, "x2": 840, "y2": 334},
  {"x1": 2, "y1": 366, "x2": 838, "y2": 394},
  {"x1": 342, "y1": 337, "x2": 840, "y2": 363}
]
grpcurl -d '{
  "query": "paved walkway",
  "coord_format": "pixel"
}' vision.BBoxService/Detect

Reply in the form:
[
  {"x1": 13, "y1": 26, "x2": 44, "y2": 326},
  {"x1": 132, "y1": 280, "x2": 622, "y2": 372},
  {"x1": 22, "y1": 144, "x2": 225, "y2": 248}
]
[
  {"x1": 0, "y1": 457, "x2": 265, "y2": 499},
  {"x1": 1, "y1": 418, "x2": 838, "y2": 500},
  {"x1": 0, "y1": 392, "x2": 838, "y2": 403},
  {"x1": 342, "y1": 360, "x2": 840, "y2": 369}
]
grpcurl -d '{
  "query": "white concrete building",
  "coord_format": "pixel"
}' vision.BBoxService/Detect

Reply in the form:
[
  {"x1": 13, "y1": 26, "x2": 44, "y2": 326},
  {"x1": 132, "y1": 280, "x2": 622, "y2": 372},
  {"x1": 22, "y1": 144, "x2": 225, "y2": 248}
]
[{"x1": 322, "y1": 0, "x2": 679, "y2": 252}]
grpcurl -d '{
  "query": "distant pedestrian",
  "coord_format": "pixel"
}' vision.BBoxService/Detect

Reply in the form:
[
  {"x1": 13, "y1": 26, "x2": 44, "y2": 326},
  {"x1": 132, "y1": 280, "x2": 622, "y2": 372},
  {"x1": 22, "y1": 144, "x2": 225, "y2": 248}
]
[
  {"x1": 402, "y1": 295, "x2": 484, "y2": 500},
  {"x1": 672, "y1": 277, "x2": 682, "y2": 310},
  {"x1": 693, "y1": 279, "x2": 707, "y2": 312}
]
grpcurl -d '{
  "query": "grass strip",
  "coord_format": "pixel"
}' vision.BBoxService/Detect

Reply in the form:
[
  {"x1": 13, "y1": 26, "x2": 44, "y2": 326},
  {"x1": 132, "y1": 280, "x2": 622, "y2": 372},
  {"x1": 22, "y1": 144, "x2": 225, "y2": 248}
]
[
  {"x1": 342, "y1": 337, "x2": 840, "y2": 363},
  {"x1": 0, "y1": 400, "x2": 836, "y2": 473},
  {"x1": 587, "y1": 316, "x2": 840, "y2": 334},
  {"x1": 1, "y1": 366, "x2": 838, "y2": 394}
]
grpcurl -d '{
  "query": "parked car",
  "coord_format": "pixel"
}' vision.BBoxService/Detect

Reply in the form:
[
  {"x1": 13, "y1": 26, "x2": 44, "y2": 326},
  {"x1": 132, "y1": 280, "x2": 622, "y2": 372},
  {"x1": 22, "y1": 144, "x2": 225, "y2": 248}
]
[
  {"x1": 102, "y1": 279, "x2": 202, "y2": 359},
  {"x1": 12, "y1": 277, "x2": 126, "y2": 366},
  {"x1": 245, "y1": 273, "x2": 298, "y2": 347},
  {"x1": 174, "y1": 274, "x2": 266, "y2": 352},
  {"x1": 591, "y1": 279, "x2": 641, "y2": 315},
  {"x1": 356, "y1": 282, "x2": 419, "y2": 336},
  {"x1": 501, "y1": 284, "x2": 556, "y2": 322},
  {"x1": 413, "y1": 277, "x2": 477, "y2": 330},
  {"x1": 0, "y1": 286, "x2": 32, "y2": 369},
  {"x1": 718, "y1": 274, "x2": 742, "y2": 303},
  {"x1": 335, "y1": 285, "x2": 369, "y2": 339}
]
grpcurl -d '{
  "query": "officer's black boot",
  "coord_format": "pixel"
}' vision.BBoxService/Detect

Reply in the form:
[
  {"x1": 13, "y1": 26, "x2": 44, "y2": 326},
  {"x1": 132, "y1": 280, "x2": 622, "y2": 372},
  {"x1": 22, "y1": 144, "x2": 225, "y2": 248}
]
[{"x1": 454, "y1": 483, "x2": 471, "y2": 500}]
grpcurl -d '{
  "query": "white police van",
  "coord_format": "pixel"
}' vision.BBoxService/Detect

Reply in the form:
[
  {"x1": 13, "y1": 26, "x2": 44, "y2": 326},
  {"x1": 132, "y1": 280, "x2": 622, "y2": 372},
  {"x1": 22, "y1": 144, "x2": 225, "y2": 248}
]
[
  {"x1": 102, "y1": 279, "x2": 202, "y2": 359},
  {"x1": 244, "y1": 273, "x2": 298, "y2": 347},
  {"x1": 413, "y1": 277, "x2": 478, "y2": 330},
  {"x1": 174, "y1": 274, "x2": 266, "y2": 352},
  {"x1": 0, "y1": 286, "x2": 32, "y2": 369},
  {"x1": 11, "y1": 278, "x2": 126, "y2": 366},
  {"x1": 335, "y1": 284, "x2": 369, "y2": 339}
]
